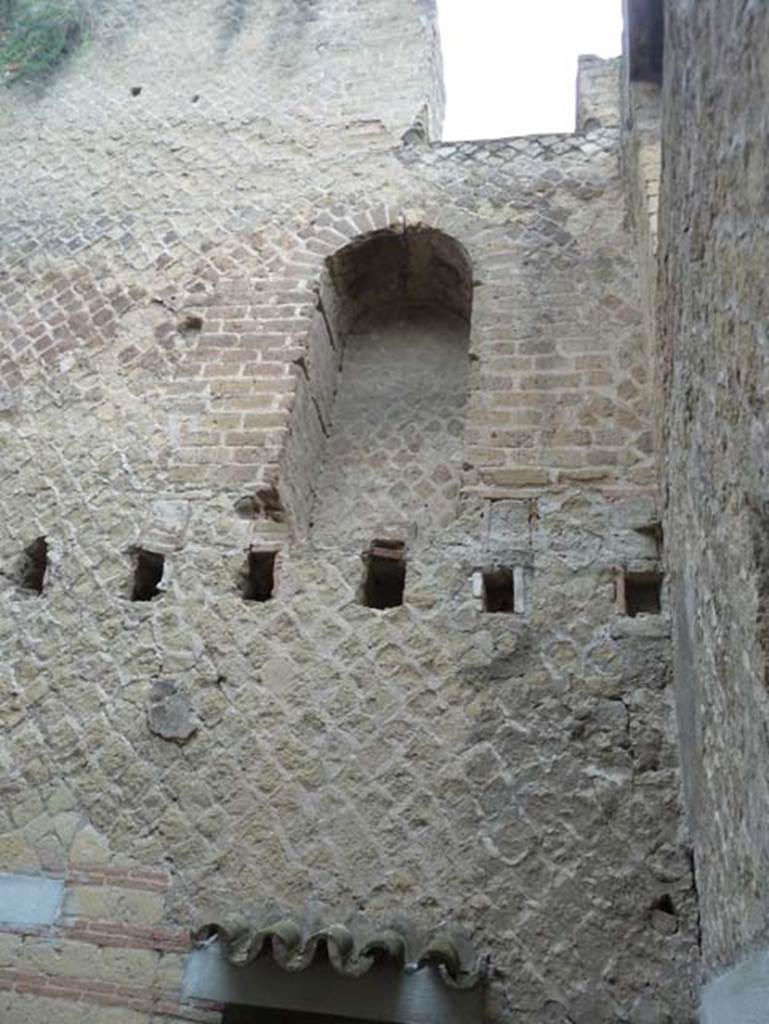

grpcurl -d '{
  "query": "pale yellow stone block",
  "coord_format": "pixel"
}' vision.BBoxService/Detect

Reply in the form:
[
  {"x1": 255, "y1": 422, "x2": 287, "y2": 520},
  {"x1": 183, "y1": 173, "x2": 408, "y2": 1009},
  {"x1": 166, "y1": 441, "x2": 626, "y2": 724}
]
[
  {"x1": 0, "y1": 832, "x2": 39, "y2": 871},
  {"x1": 18, "y1": 938, "x2": 159, "y2": 987},
  {"x1": 154, "y1": 950, "x2": 186, "y2": 992},
  {"x1": 63, "y1": 885, "x2": 166, "y2": 926},
  {"x1": 2, "y1": 993, "x2": 148, "y2": 1024},
  {"x1": 17, "y1": 937, "x2": 101, "y2": 979},
  {"x1": 46, "y1": 784, "x2": 77, "y2": 816},
  {"x1": 51, "y1": 812, "x2": 82, "y2": 848},
  {"x1": 100, "y1": 945, "x2": 160, "y2": 985},
  {"x1": 69, "y1": 824, "x2": 111, "y2": 866},
  {"x1": 0, "y1": 931, "x2": 22, "y2": 966}
]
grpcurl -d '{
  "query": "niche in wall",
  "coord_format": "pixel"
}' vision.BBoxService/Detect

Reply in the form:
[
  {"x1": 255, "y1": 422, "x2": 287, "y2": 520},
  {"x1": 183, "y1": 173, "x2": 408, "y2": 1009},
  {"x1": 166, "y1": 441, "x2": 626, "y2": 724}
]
[
  {"x1": 362, "y1": 539, "x2": 406, "y2": 609},
  {"x1": 307, "y1": 225, "x2": 473, "y2": 543},
  {"x1": 481, "y1": 567, "x2": 515, "y2": 614},
  {"x1": 240, "y1": 549, "x2": 277, "y2": 602},
  {"x1": 131, "y1": 549, "x2": 165, "y2": 601},
  {"x1": 16, "y1": 536, "x2": 48, "y2": 594},
  {"x1": 619, "y1": 568, "x2": 663, "y2": 616}
]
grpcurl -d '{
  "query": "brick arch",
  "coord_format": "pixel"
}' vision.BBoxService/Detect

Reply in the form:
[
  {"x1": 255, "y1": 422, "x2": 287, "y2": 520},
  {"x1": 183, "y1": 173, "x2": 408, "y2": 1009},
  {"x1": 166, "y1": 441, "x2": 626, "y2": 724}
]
[
  {"x1": 324, "y1": 223, "x2": 474, "y2": 329},
  {"x1": 159, "y1": 205, "x2": 479, "y2": 516}
]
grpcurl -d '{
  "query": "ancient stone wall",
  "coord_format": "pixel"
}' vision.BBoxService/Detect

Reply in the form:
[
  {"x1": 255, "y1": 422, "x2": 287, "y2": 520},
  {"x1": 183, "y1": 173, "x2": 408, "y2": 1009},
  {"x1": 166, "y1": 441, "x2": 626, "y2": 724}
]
[
  {"x1": 575, "y1": 55, "x2": 621, "y2": 132},
  {"x1": 621, "y1": 0, "x2": 662, "y2": 465},
  {"x1": 1, "y1": 5, "x2": 697, "y2": 1022},
  {"x1": 658, "y1": 0, "x2": 769, "y2": 977}
]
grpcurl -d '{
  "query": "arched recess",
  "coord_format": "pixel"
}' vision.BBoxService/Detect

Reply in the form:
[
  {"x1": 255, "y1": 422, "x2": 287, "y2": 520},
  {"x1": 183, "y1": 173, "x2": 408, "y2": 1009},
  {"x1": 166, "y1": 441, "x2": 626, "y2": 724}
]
[{"x1": 280, "y1": 225, "x2": 473, "y2": 542}]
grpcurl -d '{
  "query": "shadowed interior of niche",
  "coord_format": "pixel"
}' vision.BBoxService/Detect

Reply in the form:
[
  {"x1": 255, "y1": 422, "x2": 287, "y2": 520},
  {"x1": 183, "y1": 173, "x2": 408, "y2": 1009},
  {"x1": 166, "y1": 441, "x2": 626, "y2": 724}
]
[
  {"x1": 240, "y1": 550, "x2": 277, "y2": 602},
  {"x1": 362, "y1": 540, "x2": 406, "y2": 609},
  {"x1": 483, "y1": 567, "x2": 515, "y2": 613},
  {"x1": 625, "y1": 570, "x2": 662, "y2": 616},
  {"x1": 326, "y1": 226, "x2": 473, "y2": 330},
  {"x1": 131, "y1": 549, "x2": 165, "y2": 601},
  {"x1": 652, "y1": 893, "x2": 676, "y2": 915},
  {"x1": 16, "y1": 536, "x2": 48, "y2": 594}
]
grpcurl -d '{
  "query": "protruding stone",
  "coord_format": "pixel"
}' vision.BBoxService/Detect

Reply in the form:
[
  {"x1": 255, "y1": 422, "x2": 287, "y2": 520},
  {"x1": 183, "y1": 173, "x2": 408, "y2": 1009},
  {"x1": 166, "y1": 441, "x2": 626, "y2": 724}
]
[{"x1": 146, "y1": 680, "x2": 198, "y2": 743}]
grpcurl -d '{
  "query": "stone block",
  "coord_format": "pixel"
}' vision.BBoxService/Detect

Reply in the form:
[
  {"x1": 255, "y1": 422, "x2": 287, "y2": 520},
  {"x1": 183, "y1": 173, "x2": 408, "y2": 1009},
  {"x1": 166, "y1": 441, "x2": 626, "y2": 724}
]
[
  {"x1": 0, "y1": 874, "x2": 63, "y2": 927},
  {"x1": 146, "y1": 680, "x2": 198, "y2": 744},
  {"x1": 0, "y1": 833, "x2": 39, "y2": 873},
  {"x1": 0, "y1": 931, "x2": 22, "y2": 966},
  {"x1": 69, "y1": 824, "x2": 111, "y2": 866},
  {"x1": 63, "y1": 885, "x2": 166, "y2": 927},
  {"x1": 2, "y1": 994, "x2": 147, "y2": 1024}
]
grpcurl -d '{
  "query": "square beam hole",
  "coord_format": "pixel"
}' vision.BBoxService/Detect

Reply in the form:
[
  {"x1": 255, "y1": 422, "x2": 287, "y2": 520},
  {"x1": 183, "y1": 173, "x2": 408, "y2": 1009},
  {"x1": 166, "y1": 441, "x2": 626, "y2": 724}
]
[
  {"x1": 131, "y1": 549, "x2": 165, "y2": 601},
  {"x1": 17, "y1": 536, "x2": 48, "y2": 594},
  {"x1": 363, "y1": 540, "x2": 406, "y2": 609},
  {"x1": 482, "y1": 567, "x2": 515, "y2": 613},
  {"x1": 241, "y1": 550, "x2": 277, "y2": 602},
  {"x1": 624, "y1": 570, "x2": 662, "y2": 616}
]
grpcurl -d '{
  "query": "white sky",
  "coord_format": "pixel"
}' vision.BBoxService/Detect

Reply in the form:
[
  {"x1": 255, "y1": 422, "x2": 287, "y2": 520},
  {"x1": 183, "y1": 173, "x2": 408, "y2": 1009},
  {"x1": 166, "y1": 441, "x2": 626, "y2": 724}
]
[{"x1": 437, "y1": 0, "x2": 623, "y2": 140}]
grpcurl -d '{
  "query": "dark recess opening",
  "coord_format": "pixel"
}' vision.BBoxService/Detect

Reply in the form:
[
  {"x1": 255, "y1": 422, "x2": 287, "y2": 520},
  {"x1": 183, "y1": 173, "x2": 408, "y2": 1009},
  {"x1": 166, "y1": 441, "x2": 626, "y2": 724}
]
[
  {"x1": 224, "y1": 1007, "x2": 373, "y2": 1024},
  {"x1": 483, "y1": 567, "x2": 515, "y2": 613},
  {"x1": 628, "y1": 0, "x2": 664, "y2": 84},
  {"x1": 363, "y1": 540, "x2": 406, "y2": 609},
  {"x1": 179, "y1": 313, "x2": 203, "y2": 333},
  {"x1": 131, "y1": 549, "x2": 165, "y2": 601},
  {"x1": 652, "y1": 893, "x2": 676, "y2": 915},
  {"x1": 625, "y1": 570, "x2": 662, "y2": 616},
  {"x1": 241, "y1": 550, "x2": 277, "y2": 602},
  {"x1": 650, "y1": 892, "x2": 679, "y2": 933},
  {"x1": 18, "y1": 536, "x2": 48, "y2": 594}
]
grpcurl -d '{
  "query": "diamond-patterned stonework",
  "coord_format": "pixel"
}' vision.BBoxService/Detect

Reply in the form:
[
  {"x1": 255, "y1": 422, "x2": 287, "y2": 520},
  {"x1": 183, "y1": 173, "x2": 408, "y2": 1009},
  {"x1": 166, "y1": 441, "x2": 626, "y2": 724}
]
[
  {"x1": 312, "y1": 311, "x2": 469, "y2": 543},
  {"x1": 0, "y1": 6, "x2": 694, "y2": 1022}
]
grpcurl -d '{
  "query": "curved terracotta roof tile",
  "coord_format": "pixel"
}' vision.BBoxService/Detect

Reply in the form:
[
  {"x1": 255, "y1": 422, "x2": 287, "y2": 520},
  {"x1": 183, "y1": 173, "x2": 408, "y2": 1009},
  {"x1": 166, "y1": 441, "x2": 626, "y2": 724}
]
[{"x1": 193, "y1": 910, "x2": 487, "y2": 990}]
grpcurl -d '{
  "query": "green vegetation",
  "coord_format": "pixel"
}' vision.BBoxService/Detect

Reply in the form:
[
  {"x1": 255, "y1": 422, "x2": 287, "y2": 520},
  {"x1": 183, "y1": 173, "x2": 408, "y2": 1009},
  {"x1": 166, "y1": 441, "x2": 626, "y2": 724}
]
[{"x1": 0, "y1": 0, "x2": 89, "y2": 80}]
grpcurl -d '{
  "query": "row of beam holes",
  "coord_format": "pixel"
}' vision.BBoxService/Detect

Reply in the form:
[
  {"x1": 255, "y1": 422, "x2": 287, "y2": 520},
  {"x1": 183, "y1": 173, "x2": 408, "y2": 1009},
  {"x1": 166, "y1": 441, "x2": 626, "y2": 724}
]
[
  {"x1": 131, "y1": 543, "x2": 509, "y2": 613},
  {"x1": 13, "y1": 539, "x2": 662, "y2": 616},
  {"x1": 130, "y1": 548, "x2": 278, "y2": 603},
  {"x1": 366, "y1": 543, "x2": 514, "y2": 613},
  {"x1": 363, "y1": 549, "x2": 665, "y2": 615}
]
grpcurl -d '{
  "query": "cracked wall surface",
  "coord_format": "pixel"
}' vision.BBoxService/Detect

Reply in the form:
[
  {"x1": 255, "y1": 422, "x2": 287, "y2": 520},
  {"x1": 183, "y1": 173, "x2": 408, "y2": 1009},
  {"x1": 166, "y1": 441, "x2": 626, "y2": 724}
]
[{"x1": 1, "y1": 3, "x2": 697, "y2": 1022}]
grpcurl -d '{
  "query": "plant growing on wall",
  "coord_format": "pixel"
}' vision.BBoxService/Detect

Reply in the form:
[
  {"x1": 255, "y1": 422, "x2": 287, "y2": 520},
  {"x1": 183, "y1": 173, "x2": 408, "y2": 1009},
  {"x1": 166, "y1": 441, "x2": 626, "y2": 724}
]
[{"x1": 0, "y1": 0, "x2": 89, "y2": 80}]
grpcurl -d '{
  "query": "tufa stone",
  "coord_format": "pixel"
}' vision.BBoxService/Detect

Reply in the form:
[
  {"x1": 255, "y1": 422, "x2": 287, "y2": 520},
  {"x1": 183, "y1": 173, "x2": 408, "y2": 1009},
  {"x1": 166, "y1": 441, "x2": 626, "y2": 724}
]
[{"x1": 146, "y1": 679, "x2": 198, "y2": 743}]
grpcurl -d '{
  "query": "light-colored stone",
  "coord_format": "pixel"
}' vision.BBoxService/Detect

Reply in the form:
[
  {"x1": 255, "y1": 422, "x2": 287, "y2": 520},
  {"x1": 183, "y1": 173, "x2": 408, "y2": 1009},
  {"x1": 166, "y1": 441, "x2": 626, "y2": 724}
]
[
  {"x1": 63, "y1": 885, "x2": 166, "y2": 927},
  {"x1": 0, "y1": 3, "x2": 699, "y2": 1023},
  {"x1": 1, "y1": 994, "x2": 147, "y2": 1024},
  {"x1": 69, "y1": 824, "x2": 112, "y2": 866},
  {"x1": 146, "y1": 680, "x2": 198, "y2": 743}
]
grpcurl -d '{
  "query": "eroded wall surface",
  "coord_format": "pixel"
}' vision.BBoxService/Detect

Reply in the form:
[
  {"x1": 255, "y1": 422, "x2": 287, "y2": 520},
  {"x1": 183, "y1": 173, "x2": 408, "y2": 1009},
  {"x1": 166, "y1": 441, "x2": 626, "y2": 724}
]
[
  {"x1": 659, "y1": 0, "x2": 769, "y2": 975},
  {"x1": 1, "y1": 4, "x2": 697, "y2": 1022}
]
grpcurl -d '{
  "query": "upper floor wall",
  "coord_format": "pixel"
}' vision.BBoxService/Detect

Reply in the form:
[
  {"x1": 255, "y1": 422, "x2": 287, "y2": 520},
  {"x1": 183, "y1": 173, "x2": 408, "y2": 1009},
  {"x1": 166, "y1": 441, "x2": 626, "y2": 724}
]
[{"x1": 0, "y1": 0, "x2": 445, "y2": 146}]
